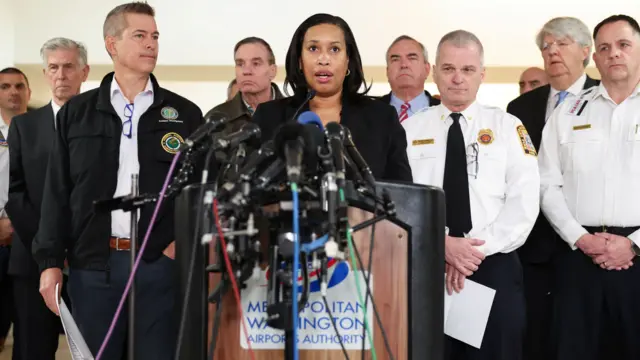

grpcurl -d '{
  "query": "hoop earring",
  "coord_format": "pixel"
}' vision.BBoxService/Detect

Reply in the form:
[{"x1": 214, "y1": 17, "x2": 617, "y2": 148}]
[{"x1": 346, "y1": 69, "x2": 351, "y2": 76}]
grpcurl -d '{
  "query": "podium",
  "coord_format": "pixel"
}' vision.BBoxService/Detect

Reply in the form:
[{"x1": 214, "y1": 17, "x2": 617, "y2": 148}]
[{"x1": 175, "y1": 181, "x2": 445, "y2": 360}]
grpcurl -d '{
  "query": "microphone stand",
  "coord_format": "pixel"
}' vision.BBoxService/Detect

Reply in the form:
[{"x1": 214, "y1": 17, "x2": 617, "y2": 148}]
[{"x1": 128, "y1": 174, "x2": 139, "y2": 360}]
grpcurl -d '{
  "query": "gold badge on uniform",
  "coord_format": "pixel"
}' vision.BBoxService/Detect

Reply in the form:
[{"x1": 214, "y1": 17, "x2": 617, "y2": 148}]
[
  {"x1": 161, "y1": 132, "x2": 184, "y2": 154},
  {"x1": 412, "y1": 138, "x2": 434, "y2": 146},
  {"x1": 516, "y1": 125, "x2": 537, "y2": 157},
  {"x1": 477, "y1": 129, "x2": 494, "y2": 145}
]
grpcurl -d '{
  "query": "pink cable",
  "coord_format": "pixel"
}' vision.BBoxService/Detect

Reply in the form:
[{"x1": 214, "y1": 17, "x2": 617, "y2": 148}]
[{"x1": 95, "y1": 151, "x2": 182, "y2": 360}]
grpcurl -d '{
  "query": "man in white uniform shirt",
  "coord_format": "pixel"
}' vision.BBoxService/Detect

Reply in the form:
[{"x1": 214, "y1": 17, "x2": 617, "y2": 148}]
[
  {"x1": 538, "y1": 14, "x2": 640, "y2": 360},
  {"x1": 402, "y1": 30, "x2": 540, "y2": 360}
]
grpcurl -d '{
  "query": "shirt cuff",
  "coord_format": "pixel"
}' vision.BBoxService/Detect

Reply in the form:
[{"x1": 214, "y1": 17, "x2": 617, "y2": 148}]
[
  {"x1": 627, "y1": 230, "x2": 640, "y2": 247},
  {"x1": 561, "y1": 222, "x2": 589, "y2": 250}
]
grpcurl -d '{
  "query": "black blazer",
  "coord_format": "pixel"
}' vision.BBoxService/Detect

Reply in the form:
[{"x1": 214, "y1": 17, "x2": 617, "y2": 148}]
[
  {"x1": 378, "y1": 90, "x2": 441, "y2": 107},
  {"x1": 252, "y1": 95, "x2": 413, "y2": 183},
  {"x1": 6, "y1": 104, "x2": 56, "y2": 277},
  {"x1": 506, "y1": 75, "x2": 600, "y2": 263}
]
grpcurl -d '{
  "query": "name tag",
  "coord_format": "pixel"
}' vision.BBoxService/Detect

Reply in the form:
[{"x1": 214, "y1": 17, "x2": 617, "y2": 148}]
[
  {"x1": 412, "y1": 139, "x2": 434, "y2": 146},
  {"x1": 573, "y1": 124, "x2": 592, "y2": 131}
]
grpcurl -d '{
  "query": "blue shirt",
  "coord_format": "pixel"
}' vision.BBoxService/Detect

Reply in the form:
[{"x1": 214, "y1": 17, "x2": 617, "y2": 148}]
[{"x1": 390, "y1": 92, "x2": 430, "y2": 118}]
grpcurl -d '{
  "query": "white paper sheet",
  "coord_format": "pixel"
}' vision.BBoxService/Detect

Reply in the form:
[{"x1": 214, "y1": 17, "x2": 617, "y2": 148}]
[
  {"x1": 56, "y1": 283, "x2": 95, "y2": 360},
  {"x1": 444, "y1": 277, "x2": 496, "y2": 349}
]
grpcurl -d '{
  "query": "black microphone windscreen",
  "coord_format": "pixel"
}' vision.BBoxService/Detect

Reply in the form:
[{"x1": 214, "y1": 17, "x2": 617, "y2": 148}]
[{"x1": 205, "y1": 110, "x2": 228, "y2": 124}]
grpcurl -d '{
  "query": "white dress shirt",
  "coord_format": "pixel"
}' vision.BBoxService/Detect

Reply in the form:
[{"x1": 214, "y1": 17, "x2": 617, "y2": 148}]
[
  {"x1": 545, "y1": 73, "x2": 587, "y2": 121},
  {"x1": 110, "y1": 77, "x2": 154, "y2": 238},
  {"x1": 403, "y1": 102, "x2": 540, "y2": 256},
  {"x1": 539, "y1": 83, "x2": 640, "y2": 248},
  {"x1": 51, "y1": 100, "x2": 61, "y2": 127},
  {"x1": 0, "y1": 115, "x2": 9, "y2": 217}
]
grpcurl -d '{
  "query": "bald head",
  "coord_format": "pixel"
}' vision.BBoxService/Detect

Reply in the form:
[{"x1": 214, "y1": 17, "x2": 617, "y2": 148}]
[{"x1": 519, "y1": 67, "x2": 548, "y2": 94}]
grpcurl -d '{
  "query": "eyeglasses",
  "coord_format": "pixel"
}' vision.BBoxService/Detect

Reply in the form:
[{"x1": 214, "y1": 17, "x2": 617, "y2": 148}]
[
  {"x1": 123, "y1": 103, "x2": 134, "y2": 139},
  {"x1": 541, "y1": 39, "x2": 573, "y2": 52},
  {"x1": 467, "y1": 143, "x2": 479, "y2": 179}
]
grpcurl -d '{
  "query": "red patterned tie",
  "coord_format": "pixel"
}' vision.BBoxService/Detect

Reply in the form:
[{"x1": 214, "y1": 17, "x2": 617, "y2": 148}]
[{"x1": 399, "y1": 102, "x2": 410, "y2": 123}]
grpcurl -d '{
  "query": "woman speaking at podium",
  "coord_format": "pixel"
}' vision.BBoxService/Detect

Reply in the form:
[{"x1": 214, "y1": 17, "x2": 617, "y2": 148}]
[{"x1": 252, "y1": 13, "x2": 412, "y2": 182}]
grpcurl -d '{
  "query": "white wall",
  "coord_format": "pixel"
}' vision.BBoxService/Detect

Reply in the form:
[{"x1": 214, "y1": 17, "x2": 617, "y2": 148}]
[
  {"x1": 13, "y1": 0, "x2": 640, "y2": 66},
  {"x1": 0, "y1": 0, "x2": 15, "y2": 69}
]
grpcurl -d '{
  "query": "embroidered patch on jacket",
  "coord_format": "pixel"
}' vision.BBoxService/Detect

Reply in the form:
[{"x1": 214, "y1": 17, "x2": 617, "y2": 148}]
[
  {"x1": 477, "y1": 129, "x2": 494, "y2": 145},
  {"x1": 516, "y1": 125, "x2": 537, "y2": 156},
  {"x1": 161, "y1": 106, "x2": 179, "y2": 120},
  {"x1": 161, "y1": 132, "x2": 184, "y2": 154},
  {"x1": 412, "y1": 138, "x2": 434, "y2": 146}
]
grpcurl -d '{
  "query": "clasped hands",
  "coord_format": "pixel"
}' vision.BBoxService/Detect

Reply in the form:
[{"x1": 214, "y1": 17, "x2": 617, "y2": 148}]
[
  {"x1": 445, "y1": 235, "x2": 485, "y2": 295},
  {"x1": 576, "y1": 233, "x2": 635, "y2": 271}
]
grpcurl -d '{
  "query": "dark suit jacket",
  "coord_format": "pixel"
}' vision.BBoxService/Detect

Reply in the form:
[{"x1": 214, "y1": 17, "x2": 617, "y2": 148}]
[
  {"x1": 252, "y1": 94, "x2": 413, "y2": 183},
  {"x1": 378, "y1": 90, "x2": 441, "y2": 108},
  {"x1": 506, "y1": 75, "x2": 600, "y2": 263},
  {"x1": 6, "y1": 104, "x2": 55, "y2": 277}
]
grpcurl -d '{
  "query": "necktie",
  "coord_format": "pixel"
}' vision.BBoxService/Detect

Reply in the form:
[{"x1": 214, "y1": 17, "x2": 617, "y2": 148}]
[
  {"x1": 555, "y1": 91, "x2": 569, "y2": 109},
  {"x1": 398, "y1": 102, "x2": 410, "y2": 123},
  {"x1": 443, "y1": 112, "x2": 472, "y2": 237}
]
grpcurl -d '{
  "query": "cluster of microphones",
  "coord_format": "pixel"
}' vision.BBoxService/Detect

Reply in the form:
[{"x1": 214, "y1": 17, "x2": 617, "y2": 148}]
[{"x1": 174, "y1": 93, "x2": 381, "y2": 335}]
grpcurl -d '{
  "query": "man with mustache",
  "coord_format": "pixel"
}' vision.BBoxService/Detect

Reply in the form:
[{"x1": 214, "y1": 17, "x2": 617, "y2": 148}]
[{"x1": 381, "y1": 35, "x2": 440, "y2": 122}]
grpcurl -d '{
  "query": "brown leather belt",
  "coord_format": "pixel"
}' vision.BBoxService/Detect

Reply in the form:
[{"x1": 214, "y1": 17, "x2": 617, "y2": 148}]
[{"x1": 110, "y1": 237, "x2": 131, "y2": 251}]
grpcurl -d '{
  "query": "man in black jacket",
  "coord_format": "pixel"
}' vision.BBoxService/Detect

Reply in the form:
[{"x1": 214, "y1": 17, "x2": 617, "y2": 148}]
[
  {"x1": 33, "y1": 3, "x2": 203, "y2": 359},
  {"x1": 506, "y1": 16, "x2": 599, "y2": 360},
  {"x1": 380, "y1": 35, "x2": 440, "y2": 122},
  {"x1": 6, "y1": 37, "x2": 89, "y2": 360}
]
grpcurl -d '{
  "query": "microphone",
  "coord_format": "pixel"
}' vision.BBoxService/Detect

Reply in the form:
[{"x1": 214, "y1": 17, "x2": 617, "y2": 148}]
[
  {"x1": 290, "y1": 90, "x2": 317, "y2": 124},
  {"x1": 273, "y1": 124, "x2": 309, "y2": 183},
  {"x1": 297, "y1": 110, "x2": 324, "y2": 130},
  {"x1": 213, "y1": 122, "x2": 261, "y2": 150},
  {"x1": 342, "y1": 127, "x2": 376, "y2": 188},
  {"x1": 179, "y1": 111, "x2": 229, "y2": 151},
  {"x1": 216, "y1": 140, "x2": 277, "y2": 200},
  {"x1": 324, "y1": 122, "x2": 346, "y2": 186}
]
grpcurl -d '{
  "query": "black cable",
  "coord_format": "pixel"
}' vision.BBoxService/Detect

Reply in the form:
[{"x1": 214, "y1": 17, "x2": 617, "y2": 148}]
[
  {"x1": 352, "y1": 239, "x2": 396, "y2": 360},
  {"x1": 174, "y1": 146, "x2": 218, "y2": 360},
  {"x1": 322, "y1": 294, "x2": 350, "y2": 360},
  {"x1": 361, "y1": 187, "x2": 378, "y2": 360},
  {"x1": 208, "y1": 292, "x2": 224, "y2": 360}
]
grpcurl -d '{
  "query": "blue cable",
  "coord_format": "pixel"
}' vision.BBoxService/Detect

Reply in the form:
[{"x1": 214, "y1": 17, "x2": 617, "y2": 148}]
[
  {"x1": 300, "y1": 234, "x2": 329, "y2": 253},
  {"x1": 290, "y1": 183, "x2": 300, "y2": 360}
]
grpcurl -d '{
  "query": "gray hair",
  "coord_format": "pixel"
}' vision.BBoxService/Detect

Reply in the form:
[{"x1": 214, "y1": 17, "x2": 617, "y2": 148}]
[
  {"x1": 386, "y1": 35, "x2": 429, "y2": 63},
  {"x1": 436, "y1": 30, "x2": 485, "y2": 66},
  {"x1": 40, "y1": 37, "x2": 88, "y2": 68},
  {"x1": 535, "y1": 17, "x2": 592, "y2": 67},
  {"x1": 227, "y1": 78, "x2": 237, "y2": 98}
]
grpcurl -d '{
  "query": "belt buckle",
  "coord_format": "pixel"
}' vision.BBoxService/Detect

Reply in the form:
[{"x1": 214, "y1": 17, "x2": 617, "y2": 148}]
[{"x1": 115, "y1": 237, "x2": 125, "y2": 251}]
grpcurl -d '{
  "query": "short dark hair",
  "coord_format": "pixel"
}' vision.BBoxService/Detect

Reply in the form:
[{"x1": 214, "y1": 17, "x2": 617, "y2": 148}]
[
  {"x1": 284, "y1": 13, "x2": 371, "y2": 101},
  {"x1": 593, "y1": 14, "x2": 640, "y2": 40},
  {"x1": 103, "y1": 1, "x2": 155, "y2": 39},
  {"x1": 234, "y1": 37, "x2": 276, "y2": 65},
  {"x1": 0, "y1": 67, "x2": 29, "y2": 87}
]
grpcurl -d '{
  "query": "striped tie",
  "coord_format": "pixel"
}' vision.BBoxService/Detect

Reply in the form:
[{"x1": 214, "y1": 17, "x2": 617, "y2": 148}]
[{"x1": 399, "y1": 102, "x2": 410, "y2": 123}]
